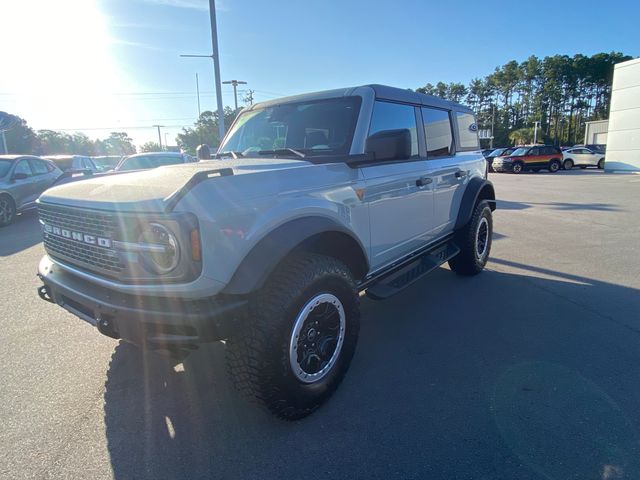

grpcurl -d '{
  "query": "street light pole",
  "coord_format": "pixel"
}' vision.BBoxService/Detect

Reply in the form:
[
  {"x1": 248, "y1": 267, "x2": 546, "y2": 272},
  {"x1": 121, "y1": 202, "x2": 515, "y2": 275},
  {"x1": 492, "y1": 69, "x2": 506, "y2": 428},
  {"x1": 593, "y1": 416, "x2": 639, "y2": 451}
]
[
  {"x1": 533, "y1": 121, "x2": 541, "y2": 144},
  {"x1": 222, "y1": 79, "x2": 247, "y2": 111},
  {"x1": 208, "y1": 0, "x2": 225, "y2": 142},
  {"x1": 179, "y1": 0, "x2": 226, "y2": 144},
  {"x1": 153, "y1": 124, "x2": 164, "y2": 150}
]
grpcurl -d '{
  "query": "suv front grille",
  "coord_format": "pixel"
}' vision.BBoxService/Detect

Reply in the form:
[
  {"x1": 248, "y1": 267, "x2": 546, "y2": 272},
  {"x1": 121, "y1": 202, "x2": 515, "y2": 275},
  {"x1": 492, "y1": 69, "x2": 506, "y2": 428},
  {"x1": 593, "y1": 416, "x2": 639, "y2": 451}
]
[{"x1": 38, "y1": 203, "x2": 123, "y2": 276}]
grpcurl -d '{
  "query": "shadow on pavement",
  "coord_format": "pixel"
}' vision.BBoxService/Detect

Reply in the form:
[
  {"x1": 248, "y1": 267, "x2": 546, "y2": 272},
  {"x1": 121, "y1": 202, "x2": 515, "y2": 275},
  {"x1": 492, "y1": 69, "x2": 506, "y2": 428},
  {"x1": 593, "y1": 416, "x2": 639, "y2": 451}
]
[
  {"x1": 104, "y1": 266, "x2": 640, "y2": 480},
  {"x1": 497, "y1": 199, "x2": 620, "y2": 212},
  {"x1": 0, "y1": 209, "x2": 42, "y2": 256}
]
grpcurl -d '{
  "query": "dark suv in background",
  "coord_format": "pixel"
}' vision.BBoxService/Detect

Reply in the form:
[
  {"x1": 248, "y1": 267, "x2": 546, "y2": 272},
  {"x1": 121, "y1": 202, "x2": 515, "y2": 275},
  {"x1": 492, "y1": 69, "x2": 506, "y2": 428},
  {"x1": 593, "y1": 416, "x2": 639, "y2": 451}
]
[{"x1": 484, "y1": 147, "x2": 517, "y2": 172}]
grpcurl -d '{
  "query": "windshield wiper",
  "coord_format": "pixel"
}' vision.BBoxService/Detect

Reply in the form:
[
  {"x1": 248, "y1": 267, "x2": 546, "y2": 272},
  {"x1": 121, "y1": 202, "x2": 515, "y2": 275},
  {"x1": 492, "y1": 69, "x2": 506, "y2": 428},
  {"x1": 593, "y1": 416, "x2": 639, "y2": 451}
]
[
  {"x1": 257, "y1": 148, "x2": 306, "y2": 159},
  {"x1": 215, "y1": 151, "x2": 244, "y2": 159}
]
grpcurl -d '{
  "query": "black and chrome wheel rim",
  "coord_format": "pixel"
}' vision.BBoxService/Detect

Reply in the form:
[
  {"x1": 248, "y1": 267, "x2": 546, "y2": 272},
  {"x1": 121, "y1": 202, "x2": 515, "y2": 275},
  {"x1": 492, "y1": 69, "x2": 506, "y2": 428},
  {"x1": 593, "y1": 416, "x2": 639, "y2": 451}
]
[
  {"x1": 289, "y1": 293, "x2": 345, "y2": 384},
  {"x1": 513, "y1": 164, "x2": 522, "y2": 173},
  {"x1": 475, "y1": 217, "x2": 489, "y2": 260},
  {"x1": 550, "y1": 162, "x2": 559, "y2": 172},
  {"x1": 0, "y1": 198, "x2": 14, "y2": 224}
]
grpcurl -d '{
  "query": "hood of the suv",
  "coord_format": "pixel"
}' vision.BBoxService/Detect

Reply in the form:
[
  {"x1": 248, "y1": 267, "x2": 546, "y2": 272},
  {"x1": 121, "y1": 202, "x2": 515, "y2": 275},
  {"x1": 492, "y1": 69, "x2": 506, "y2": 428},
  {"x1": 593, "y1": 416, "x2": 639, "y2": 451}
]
[{"x1": 39, "y1": 157, "x2": 312, "y2": 212}]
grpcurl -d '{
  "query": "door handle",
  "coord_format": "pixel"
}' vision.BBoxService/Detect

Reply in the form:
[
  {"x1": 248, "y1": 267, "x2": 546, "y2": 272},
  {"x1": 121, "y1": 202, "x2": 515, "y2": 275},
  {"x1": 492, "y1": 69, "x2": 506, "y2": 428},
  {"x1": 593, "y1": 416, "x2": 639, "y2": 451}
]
[
  {"x1": 455, "y1": 171, "x2": 467, "y2": 179},
  {"x1": 416, "y1": 177, "x2": 432, "y2": 187}
]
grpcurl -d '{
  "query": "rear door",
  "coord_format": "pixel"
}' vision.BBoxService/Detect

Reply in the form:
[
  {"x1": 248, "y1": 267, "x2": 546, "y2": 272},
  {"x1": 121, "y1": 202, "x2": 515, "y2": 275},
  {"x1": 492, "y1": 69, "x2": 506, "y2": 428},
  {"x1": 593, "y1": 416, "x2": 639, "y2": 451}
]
[
  {"x1": 28, "y1": 158, "x2": 57, "y2": 195},
  {"x1": 10, "y1": 158, "x2": 37, "y2": 208},
  {"x1": 424, "y1": 107, "x2": 466, "y2": 236},
  {"x1": 361, "y1": 100, "x2": 436, "y2": 270}
]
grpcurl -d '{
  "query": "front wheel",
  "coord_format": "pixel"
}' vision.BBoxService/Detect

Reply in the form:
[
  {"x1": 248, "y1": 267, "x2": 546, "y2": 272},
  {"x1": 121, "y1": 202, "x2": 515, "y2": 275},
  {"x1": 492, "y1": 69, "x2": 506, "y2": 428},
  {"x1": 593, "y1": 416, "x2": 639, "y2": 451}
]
[
  {"x1": 449, "y1": 200, "x2": 493, "y2": 276},
  {"x1": 563, "y1": 159, "x2": 574, "y2": 170},
  {"x1": 226, "y1": 253, "x2": 360, "y2": 420},
  {"x1": 512, "y1": 161, "x2": 524, "y2": 174},
  {"x1": 0, "y1": 195, "x2": 16, "y2": 227}
]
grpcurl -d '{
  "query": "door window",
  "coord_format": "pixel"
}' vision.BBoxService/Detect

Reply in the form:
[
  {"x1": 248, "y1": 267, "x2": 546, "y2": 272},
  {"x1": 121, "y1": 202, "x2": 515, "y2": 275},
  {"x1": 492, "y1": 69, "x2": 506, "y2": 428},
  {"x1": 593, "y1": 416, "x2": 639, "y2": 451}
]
[
  {"x1": 30, "y1": 159, "x2": 49, "y2": 175},
  {"x1": 14, "y1": 160, "x2": 33, "y2": 177},
  {"x1": 421, "y1": 107, "x2": 453, "y2": 158},
  {"x1": 369, "y1": 101, "x2": 419, "y2": 158},
  {"x1": 529, "y1": 147, "x2": 540, "y2": 156}
]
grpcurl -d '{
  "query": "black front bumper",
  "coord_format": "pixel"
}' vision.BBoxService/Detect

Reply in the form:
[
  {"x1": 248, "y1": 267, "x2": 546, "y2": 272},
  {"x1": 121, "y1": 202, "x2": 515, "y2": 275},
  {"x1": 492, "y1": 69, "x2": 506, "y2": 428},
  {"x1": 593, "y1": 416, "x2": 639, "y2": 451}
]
[{"x1": 38, "y1": 260, "x2": 247, "y2": 349}]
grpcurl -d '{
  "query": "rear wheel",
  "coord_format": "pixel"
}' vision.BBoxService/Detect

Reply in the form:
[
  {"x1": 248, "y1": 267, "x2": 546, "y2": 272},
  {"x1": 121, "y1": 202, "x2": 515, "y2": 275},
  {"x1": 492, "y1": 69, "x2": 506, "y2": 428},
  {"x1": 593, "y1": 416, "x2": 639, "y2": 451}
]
[
  {"x1": 0, "y1": 195, "x2": 16, "y2": 227},
  {"x1": 226, "y1": 253, "x2": 360, "y2": 420},
  {"x1": 449, "y1": 200, "x2": 492, "y2": 276},
  {"x1": 512, "y1": 161, "x2": 524, "y2": 174},
  {"x1": 563, "y1": 159, "x2": 574, "y2": 170},
  {"x1": 549, "y1": 159, "x2": 561, "y2": 173},
  {"x1": 598, "y1": 158, "x2": 605, "y2": 169}
]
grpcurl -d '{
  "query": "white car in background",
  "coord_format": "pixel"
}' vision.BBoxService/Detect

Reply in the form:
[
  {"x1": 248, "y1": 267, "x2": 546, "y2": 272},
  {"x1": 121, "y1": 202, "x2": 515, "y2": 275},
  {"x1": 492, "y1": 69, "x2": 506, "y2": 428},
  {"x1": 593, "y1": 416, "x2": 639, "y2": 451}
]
[{"x1": 562, "y1": 147, "x2": 605, "y2": 170}]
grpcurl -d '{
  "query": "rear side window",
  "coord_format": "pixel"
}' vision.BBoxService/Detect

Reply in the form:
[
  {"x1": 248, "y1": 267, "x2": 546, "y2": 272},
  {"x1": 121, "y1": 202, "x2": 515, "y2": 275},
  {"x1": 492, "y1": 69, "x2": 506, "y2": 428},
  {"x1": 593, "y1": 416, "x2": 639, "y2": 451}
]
[
  {"x1": 369, "y1": 101, "x2": 419, "y2": 157},
  {"x1": 422, "y1": 107, "x2": 453, "y2": 158},
  {"x1": 455, "y1": 112, "x2": 479, "y2": 150},
  {"x1": 30, "y1": 159, "x2": 49, "y2": 175},
  {"x1": 14, "y1": 159, "x2": 33, "y2": 177}
]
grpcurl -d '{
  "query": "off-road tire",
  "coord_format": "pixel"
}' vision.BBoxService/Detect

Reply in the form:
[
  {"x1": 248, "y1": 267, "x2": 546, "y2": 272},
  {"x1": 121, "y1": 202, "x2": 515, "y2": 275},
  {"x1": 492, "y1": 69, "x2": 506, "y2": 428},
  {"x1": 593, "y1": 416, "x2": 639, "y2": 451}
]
[
  {"x1": 563, "y1": 159, "x2": 574, "y2": 170},
  {"x1": 512, "y1": 161, "x2": 524, "y2": 174},
  {"x1": 226, "y1": 253, "x2": 360, "y2": 420},
  {"x1": 449, "y1": 200, "x2": 493, "y2": 276},
  {"x1": 0, "y1": 194, "x2": 16, "y2": 227}
]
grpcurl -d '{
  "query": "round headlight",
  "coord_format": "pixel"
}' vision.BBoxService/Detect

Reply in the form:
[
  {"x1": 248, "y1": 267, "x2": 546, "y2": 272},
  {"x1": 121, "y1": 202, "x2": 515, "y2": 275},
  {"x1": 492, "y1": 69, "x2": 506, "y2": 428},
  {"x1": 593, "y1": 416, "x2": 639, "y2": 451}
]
[{"x1": 138, "y1": 223, "x2": 180, "y2": 274}]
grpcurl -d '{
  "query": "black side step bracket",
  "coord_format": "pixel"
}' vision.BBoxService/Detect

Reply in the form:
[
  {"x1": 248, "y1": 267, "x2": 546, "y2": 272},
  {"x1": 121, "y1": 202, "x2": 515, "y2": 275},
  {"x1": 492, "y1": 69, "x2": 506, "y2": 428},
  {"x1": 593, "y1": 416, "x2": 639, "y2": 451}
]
[{"x1": 365, "y1": 241, "x2": 460, "y2": 300}]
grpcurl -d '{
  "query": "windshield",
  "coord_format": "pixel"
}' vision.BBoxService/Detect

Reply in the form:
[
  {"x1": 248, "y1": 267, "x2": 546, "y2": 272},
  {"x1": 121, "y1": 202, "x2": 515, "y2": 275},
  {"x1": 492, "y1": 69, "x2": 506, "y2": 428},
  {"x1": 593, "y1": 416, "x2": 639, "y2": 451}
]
[
  {"x1": 117, "y1": 155, "x2": 184, "y2": 171},
  {"x1": 0, "y1": 160, "x2": 12, "y2": 177},
  {"x1": 219, "y1": 97, "x2": 361, "y2": 157},
  {"x1": 510, "y1": 147, "x2": 529, "y2": 156},
  {"x1": 488, "y1": 148, "x2": 504, "y2": 157}
]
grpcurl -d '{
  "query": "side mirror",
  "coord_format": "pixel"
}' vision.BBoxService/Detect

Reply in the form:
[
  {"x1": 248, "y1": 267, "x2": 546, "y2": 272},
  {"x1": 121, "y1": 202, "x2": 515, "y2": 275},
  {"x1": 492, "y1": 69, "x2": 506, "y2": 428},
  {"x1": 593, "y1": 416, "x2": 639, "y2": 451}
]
[
  {"x1": 12, "y1": 172, "x2": 28, "y2": 181},
  {"x1": 365, "y1": 129, "x2": 412, "y2": 162}
]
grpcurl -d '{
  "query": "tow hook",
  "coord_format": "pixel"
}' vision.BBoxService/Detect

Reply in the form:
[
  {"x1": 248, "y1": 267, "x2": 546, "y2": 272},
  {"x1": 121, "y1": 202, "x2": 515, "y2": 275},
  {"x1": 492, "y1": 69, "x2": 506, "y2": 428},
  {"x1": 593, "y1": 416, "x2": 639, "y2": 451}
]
[{"x1": 37, "y1": 285, "x2": 54, "y2": 303}]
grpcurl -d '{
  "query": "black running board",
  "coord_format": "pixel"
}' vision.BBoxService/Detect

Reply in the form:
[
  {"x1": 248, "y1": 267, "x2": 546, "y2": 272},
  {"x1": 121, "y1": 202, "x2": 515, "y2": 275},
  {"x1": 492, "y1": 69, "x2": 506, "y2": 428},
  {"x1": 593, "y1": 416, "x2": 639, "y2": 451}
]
[{"x1": 365, "y1": 241, "x2": 460, "y2": 300}]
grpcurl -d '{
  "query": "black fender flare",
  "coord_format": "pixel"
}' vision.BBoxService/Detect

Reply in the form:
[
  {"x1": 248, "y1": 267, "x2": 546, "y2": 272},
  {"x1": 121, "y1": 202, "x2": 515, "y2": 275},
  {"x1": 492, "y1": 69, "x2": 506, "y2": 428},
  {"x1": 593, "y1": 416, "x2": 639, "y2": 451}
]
[
  {"x1": 454, "y1": 177, "x2": 496, "y2": 230},
  {"x1": 222, "y1": 216, "x2": 369, "y2": 295}
]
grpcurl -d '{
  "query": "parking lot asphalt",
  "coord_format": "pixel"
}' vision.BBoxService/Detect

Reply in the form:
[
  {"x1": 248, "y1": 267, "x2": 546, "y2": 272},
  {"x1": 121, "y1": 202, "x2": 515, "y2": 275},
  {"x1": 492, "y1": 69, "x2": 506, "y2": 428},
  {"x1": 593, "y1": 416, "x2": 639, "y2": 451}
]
[{"x1": 1, "y1": 169, "x2": 640, "y2": 480}]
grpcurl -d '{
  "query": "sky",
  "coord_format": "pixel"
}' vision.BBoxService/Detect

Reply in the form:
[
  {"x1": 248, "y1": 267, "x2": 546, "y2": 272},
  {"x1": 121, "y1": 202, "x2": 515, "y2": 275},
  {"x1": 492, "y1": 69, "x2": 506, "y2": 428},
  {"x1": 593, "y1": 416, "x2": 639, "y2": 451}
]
[{"x1": 1, "y1": 0, "x2": 638, "y2": 148}]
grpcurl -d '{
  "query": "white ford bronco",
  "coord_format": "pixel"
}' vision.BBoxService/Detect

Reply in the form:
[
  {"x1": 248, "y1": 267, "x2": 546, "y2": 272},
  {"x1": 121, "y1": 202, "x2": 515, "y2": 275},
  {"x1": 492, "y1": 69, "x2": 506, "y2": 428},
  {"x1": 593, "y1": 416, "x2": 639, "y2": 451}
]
[{"x1": 37, "y1": 85, "x2": 495, "y2": 419}]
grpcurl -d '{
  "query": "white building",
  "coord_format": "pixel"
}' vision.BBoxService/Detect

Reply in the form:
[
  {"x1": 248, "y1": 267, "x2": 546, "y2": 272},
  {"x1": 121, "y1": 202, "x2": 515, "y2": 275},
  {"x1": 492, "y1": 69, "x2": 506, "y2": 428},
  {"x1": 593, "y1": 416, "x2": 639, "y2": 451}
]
[
  {"x1": 606, "y1": 58, "x2": 640, "y2": 172},
  {"x1": 584, "y1": 119, "x2": 608, "y2": 145}
]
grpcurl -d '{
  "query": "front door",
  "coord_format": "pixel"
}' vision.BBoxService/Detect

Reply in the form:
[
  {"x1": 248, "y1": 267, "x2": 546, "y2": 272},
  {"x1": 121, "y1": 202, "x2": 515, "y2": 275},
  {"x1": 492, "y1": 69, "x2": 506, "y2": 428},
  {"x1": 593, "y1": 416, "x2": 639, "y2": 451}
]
[
  {"x1": 11, "y1": 159, "x2": 37, "y2": 209},
  {"x1": 361, "y1": 101, "x2": 435, "y2": 271}
]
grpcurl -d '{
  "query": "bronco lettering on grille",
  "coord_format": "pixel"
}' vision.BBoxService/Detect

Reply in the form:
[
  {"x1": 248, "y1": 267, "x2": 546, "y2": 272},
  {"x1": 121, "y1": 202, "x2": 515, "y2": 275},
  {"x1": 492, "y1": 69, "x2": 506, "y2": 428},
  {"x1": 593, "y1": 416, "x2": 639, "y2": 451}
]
[{"x1": 43, "y1": 224, "x2": 112, "y2": 249}]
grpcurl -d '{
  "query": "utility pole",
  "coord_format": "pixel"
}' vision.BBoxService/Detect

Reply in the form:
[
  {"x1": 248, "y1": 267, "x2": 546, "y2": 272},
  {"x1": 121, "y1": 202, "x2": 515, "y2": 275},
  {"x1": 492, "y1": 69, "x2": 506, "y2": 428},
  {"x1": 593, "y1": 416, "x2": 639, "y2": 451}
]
[
  {"x1": 244, "y1": 89, "x2": 254, "y2": 106},
  {"x1": 0, "y1": 131, "x2": 7, "y2": 154},
  {"x1": 222, "y1": 79, "x2": 247, "y2": 111},
  {"x1": 533, "y1": 121, "x2": 541, "y2": 144},
  {"x1": 490, "y1": 104, "x2": 495, "y2": 149},
  {"x1": 179, "y1": 0, "x2": 226, "y2": 143},
  {"x1": 153, "y1": 125, "x2": 164, "y2": 150},
  {"x1": 164, "y1": 132, "x2": 169, "y2": 149},
  {"x1": 196, "y1": 73, "x2": 201, "y2": 118}
]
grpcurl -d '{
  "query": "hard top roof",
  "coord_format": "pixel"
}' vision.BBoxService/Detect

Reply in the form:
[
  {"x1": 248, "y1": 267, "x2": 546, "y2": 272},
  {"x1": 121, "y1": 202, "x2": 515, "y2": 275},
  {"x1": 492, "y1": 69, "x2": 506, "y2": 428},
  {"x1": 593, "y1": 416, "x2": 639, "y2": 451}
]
[{"x1": 248, "y1": 84, "x2": 474, "y2": 113}]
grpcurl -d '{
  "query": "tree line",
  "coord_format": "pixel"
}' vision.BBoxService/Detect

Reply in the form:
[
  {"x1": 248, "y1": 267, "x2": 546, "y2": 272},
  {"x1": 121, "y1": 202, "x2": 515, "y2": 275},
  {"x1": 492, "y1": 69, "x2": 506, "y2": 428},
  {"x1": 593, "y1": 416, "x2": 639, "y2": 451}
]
[
  {"x1": 2, "y1": 51, "x2": 632, "y2": 155},
  {"x1": 2, "y1": 119, "x2": 136, "y2": 156},
  {"x1": 416, "y1": 51, "x2": 632, "y2": 147}
]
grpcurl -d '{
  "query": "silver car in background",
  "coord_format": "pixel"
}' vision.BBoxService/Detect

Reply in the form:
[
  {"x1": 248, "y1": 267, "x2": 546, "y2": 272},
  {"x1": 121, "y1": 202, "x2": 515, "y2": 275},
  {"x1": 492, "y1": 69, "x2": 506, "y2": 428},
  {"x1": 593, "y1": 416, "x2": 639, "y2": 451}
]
[
  {"x1": 115, "y1": 152, "x2": 196, "y2": 171},
  {"x1": 0, "y1": 155, "x2": 62, "y2": 226},
  {"x1": 562, "y1": 147, "x2": 606, "y2": 170}
]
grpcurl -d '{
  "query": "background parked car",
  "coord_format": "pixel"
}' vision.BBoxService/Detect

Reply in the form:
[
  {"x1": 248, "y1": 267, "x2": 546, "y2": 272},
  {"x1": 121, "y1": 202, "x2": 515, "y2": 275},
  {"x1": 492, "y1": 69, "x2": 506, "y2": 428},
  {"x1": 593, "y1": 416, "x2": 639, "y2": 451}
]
[
  {"x1": 0, "y1": 155, "x2": 61, "y2": 226},
  {"x1": 43, "y1": 155, "x2": 105, "y2": 173},
  {"x1": 484, "y1": 147, "x2": 517, "y2": 172},
  {"x1": 91, "y1": 155, "x2": 121, "y2": 170},
  {"x1": 562, "y1": 147, "x2": 606, "y2": 170},
  {"x1": 491, "y1": 145, "x2": 563, "y2": 174},
  {"x1": 115, "y1": 152, "x2": 196, "y2": 171}
]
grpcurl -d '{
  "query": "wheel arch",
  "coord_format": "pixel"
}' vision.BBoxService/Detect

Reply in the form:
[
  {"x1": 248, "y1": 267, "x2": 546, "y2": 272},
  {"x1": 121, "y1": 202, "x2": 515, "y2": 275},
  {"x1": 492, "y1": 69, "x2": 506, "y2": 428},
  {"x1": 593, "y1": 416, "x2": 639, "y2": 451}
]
[
  {"x1": 454, "y1": 177, "x2": 496, "y2": 230},
  {"x1": 222, "y1": 216, "x2": 369, "y2": 295}
]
